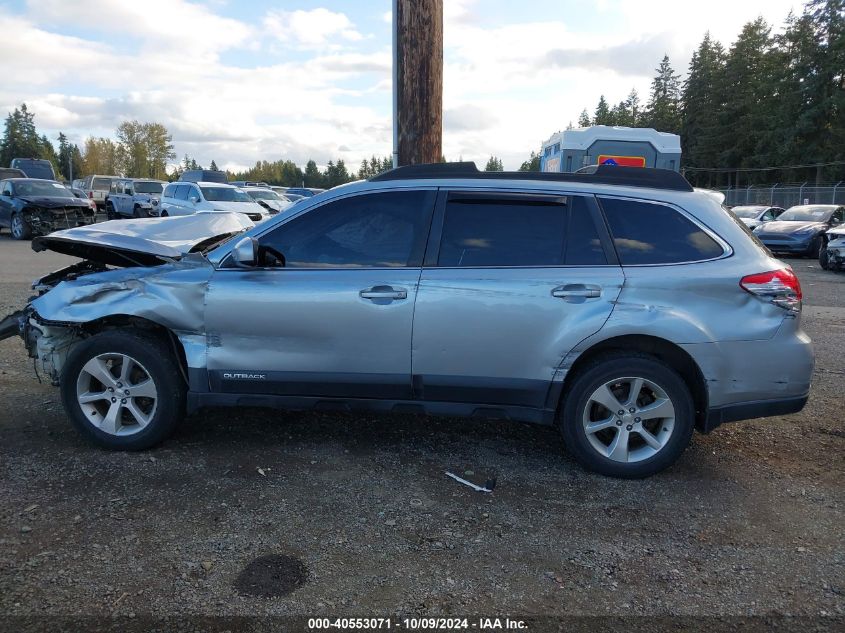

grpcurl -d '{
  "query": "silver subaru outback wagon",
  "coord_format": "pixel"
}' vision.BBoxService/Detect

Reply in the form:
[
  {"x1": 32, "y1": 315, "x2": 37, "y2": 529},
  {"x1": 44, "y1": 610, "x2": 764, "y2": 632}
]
[{"x1": 0, "y1": 163, "x2": 814, "y2": 478}]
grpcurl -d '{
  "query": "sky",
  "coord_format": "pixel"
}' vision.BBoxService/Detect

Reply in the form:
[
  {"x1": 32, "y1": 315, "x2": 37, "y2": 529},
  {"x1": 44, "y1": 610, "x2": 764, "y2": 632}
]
[{"x1": 0, "y1": 0, "x2": 801, "y2": 172}]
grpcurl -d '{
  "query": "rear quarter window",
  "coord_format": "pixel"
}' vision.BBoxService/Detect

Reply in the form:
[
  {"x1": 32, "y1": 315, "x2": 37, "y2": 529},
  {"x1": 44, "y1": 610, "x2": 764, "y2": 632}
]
[{"x1": 599, "y1": 197, "x2": 724, "y2": 265}]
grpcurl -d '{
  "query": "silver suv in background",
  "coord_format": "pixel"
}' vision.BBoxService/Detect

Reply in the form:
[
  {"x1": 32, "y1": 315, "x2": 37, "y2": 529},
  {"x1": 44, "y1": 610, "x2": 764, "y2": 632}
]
[
  {"x1": 0, "y1": 164, "x2": 814, "y2": 478},
  {"x1": 105, "y1": 178, "x2": 166, "y2": 219},
  {"x1": 82, "y1": 174, "x2": 118, "y2": 209}
]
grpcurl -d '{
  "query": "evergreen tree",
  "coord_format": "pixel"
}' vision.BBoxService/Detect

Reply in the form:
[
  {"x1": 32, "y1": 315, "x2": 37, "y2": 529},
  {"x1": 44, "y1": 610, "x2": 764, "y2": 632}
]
[
  {"x1": 484, "y1": 155, "x2": 504, "y2": 171},
  {"x1": 303, "y1": 160, "x2": 322, "y2": 188},
  {"x1": 594, "y1": 96, "x2": 613, "y2": 125},
  {"x1": 518, "y1": 151, "x2": 541, "y2": 172},
  {"x1": 644, "y1": 55, "x2": 682, "y2": 133},
  {"x1": 210, "y1": 160, "x2": 219, "y2": 171},
  {"x1": 578, "y1": 108, "x2": 592, "y2": 127},
  {"x1": 681, "y1": 33, "x2": 727, "y2": 177}
]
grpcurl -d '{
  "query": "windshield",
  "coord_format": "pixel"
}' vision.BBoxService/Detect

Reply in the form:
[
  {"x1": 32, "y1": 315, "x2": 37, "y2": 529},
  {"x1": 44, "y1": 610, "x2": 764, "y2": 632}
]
[
  {"x1": 779, "y1": 206, "x2": 835, "y2": 222},
  {"x1": 732, "y1": 206, "x2": 765, "y2": 219},
  {"x1": 15, "y1": 180, "x2": 74, "y2": 198},
  {"x1": 92, "y1": 177, "x2": 113, "y2": 191},
  {"x1": 200, "y1": 186, "x2": 253, "y2": 202},
  {"x1": 134, "y1": 181, "x2": 164, "y2": 194},
  {"x1": 247, "y1": 189, "x2": 280, "y2": 201}
]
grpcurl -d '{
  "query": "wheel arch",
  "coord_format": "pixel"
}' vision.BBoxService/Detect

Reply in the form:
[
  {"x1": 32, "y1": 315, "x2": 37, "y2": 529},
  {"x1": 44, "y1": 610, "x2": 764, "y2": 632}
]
[
  {"x1": 79, "y1": 315, "x2": 189, "y2": 385},
  {"x1": 560, "y1": 334, "x2": 709, "y2": 431}
]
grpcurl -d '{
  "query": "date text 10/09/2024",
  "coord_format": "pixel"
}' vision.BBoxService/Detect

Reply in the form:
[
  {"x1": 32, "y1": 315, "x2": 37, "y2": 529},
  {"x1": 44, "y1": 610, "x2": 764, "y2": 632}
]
[{"x1": 307, "y1": 618, "x2": 528, "y2": 630}]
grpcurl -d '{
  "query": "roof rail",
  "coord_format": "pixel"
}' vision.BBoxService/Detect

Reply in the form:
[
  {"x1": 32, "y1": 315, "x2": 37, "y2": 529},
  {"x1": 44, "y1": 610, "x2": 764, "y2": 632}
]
[{"x1": 370, "y1": 162, "x2": 693, "y2": 192}]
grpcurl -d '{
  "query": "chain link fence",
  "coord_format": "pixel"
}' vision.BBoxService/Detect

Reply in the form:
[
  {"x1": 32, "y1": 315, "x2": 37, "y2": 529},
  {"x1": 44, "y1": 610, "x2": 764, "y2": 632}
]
[{"x1": 717, "y1": 183, "x2": 845, "y2": 208}]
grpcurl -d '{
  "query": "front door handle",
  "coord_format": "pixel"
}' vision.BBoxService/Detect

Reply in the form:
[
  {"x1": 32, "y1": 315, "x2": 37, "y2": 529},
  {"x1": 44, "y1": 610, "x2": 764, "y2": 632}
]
[
  {"x1": 359, "y1": 285, "x2": 408, "y2": 300},
  {"x1": 552, "y1": 284, "x2": 602, "y2": 299}
]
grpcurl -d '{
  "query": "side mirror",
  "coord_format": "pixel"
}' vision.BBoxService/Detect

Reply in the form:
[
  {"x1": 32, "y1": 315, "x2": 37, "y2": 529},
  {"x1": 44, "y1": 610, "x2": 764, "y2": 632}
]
[
  {"x1": 1, "y1": 190, "x2": 10, "y2": 197},
  {"x1": 231, "y1": 236, "x2": 258, "y2": 267},
  {"x1": 188, "y1": 194, "x2": 199, "y2": 204},
  {"x1": 831, "y1": 218, "x2": 842, "y2": 226}
]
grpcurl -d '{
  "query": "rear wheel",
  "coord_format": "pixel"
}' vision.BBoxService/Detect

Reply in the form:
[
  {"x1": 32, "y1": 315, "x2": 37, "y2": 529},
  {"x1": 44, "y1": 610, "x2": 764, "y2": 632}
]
[
  {"x1": 105, "y1": 202, "x2": 117, "y2": 220},
  {"x1": 60, "y1": 331, "x2": 185, "y2": 450},
  {"x1": 10, "y1": 213, "x2": 31, "y2": 240},
  {"x1": 560, "y1": 353, "x2": 695, "y2": 478}
]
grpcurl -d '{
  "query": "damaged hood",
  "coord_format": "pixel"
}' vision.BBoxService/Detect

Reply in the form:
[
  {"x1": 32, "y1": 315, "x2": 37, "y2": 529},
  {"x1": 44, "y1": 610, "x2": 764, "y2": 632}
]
[
  {"x1": 31, "y1": 212, "x2": 254, "y2": 267},
  {"x1": 18, "y1": 196, "x2": 89, "y2": 209}
]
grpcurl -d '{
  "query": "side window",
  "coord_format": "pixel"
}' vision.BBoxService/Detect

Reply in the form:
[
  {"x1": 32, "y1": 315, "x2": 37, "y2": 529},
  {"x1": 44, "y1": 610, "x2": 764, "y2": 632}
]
[
  {"x1": 174, "y1": 185, "x2": 190, "y2": 200},
  {"x1": 437, "y1": 195, "x2": 570, "y2": 267},
  {"x1": 761, "y1": 210, "x2": 774, "y2": 221},
  {"x1": 2, "y1": 181, "x2": 12, "y2": 196},
  {"x1": 599, "y1": 197, "x2": 724, "y2": 265},
  {"x1": 163, "y1": 184, "x2": 176, "y2": 198},
  {"x1": 566, "y1": 197, "x2": 607, "y2": 265},
  {"x1": 258, "y1": 190, "x2": 435, "y2": 268}
]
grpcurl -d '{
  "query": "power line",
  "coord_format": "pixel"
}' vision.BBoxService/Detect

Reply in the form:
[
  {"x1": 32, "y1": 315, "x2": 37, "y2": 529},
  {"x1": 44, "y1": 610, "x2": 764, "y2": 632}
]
[{"x1": 683, "y1": 160, "x2": 845, "y2": 173}]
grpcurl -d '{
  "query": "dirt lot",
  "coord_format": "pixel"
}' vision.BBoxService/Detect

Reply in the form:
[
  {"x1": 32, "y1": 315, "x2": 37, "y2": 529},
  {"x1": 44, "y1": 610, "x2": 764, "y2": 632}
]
[{"x1": 0, "y1": 235, "x2": 842, "y2": 630}]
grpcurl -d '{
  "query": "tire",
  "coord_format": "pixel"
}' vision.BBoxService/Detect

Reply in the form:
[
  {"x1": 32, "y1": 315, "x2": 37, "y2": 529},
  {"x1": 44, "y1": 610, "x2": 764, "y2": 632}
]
[
  {"x1": 105, "y1": 203, "x2": 117, "y2": 221},
  {"x1": 807, "y1": 236, "x2": 822, "y2": 258},
  {"x1": 560, "y1": 352, "x2": 695, "y2": 479},
  {"x1": 132, "y1": 205, "x2": 148, "y2": 219},
  {"x1": 819, "y1": 247, "x2": 830, "y2": 270},
  {"x1": 160, "y1": 210, "x2": 169, "y2": 217},
  {"x1": 10, "y1": 213, "x2": 31, "y2": 240},
  {"x1": 60, "y1": 331, "x2": 186, "y2": 450}
]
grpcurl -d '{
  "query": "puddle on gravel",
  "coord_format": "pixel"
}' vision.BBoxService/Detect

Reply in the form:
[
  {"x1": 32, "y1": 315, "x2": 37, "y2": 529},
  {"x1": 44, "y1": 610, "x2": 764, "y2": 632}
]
[{"x1": 234, "y1": 554, "x2": 308, "y2": 598}]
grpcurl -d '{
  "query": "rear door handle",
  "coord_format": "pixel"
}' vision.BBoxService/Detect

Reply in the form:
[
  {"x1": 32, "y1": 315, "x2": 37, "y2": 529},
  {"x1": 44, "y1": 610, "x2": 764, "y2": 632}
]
[
  {"x1": 552, "y1": 284, "x2": 602, "y2": 299},
  {"x1": 359, "y1": 285, "x2": 408, "y2": 300}
]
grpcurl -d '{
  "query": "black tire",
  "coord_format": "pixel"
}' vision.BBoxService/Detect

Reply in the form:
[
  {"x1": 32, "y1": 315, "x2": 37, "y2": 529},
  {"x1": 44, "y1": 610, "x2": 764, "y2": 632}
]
[
  {"x1": 560, "y1": 352, "x2": 695, "y2": 478},
  {"x1": 10, "y1": 213, "x2": 31, "y2": 240},
  {"x1": 807, "y1": 236, "x2": 822, "y2": 258},
  {"x1": 132, "y1": 205, "x2": 148, "y2": 219},
  {"x1": 160, "y1": 210, "x2": 169, "y2": 217},
  {"x1": 105, "y1": 203, "x2": 117, "y2": 220},
  {"x1": 819, "y1": 247, "x2": 830, "y2": 270},
  {"x1": 60, "y1": 331, "x2": 185, "y2": 450}
]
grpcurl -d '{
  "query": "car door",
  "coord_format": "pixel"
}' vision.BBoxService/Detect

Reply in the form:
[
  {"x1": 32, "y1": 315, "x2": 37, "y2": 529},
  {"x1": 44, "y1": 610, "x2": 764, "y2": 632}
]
[
  {"x1": 204, "y1": 189, "x2": 437, "y2": 399},
  {"x1": 171, "y1": 184, "x2": 192, "y2": 215},
  {"x1": 411, "y1": 190, "x2": 624, "y2": 411},
  {"x1": 0, "y1": 180, "x2": 13, "y2": 228}
]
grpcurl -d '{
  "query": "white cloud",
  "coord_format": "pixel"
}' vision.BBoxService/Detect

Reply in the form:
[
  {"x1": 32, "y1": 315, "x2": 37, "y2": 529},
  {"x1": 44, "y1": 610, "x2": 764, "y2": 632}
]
[{"x1": 264, "y1": 8, "x2": 364, "y2": 50}]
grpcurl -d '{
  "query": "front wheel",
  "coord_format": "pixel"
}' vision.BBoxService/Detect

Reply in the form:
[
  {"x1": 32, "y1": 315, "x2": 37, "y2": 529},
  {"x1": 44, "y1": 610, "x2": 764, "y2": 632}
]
[
  {"x1": 105, "y1": 203, "x2": 117, "y2": 220},
  {"x1": 60, "y1": 331, "x2": 186, "y2": 450},
  {"x1": 819, "y1": 247, "x2": 830, "y2": 270},
  {"x1": 807, "y1": 236, "x2": 822, "y2": 258},
  {"x1": 560, "y1": 353, "x2": 695, "y2": 478},
  {"x1": 10, "y1": 213, "x2": 31, "y2": 240},
  {"x1": 133, "y1": 205, "x2": 148, "y2": 218}
]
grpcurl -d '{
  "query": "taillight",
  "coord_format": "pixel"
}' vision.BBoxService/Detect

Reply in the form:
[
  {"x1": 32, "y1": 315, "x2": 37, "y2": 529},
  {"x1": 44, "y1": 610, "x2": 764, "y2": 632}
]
[
  {"x1": 88, "y1": 191, "x2": 93, "y2": 199},
  {"x1": 740, "y1": 269, "x2": 802, "y2": 311}
]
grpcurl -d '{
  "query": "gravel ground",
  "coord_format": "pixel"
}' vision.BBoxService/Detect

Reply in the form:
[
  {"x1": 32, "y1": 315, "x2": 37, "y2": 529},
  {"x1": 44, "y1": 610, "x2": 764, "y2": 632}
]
[{"x1": 0, "y1": 235, "x2": 842, "y2": 630}]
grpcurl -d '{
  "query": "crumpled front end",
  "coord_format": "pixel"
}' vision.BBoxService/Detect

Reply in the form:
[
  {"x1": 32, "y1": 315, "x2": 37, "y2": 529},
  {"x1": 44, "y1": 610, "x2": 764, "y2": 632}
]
[
  {"x1": 826, "y1": 235, "x2": 845, "y2": 271},
  {"x1": 2, "y1": 255, "x2": 214, "y2": 385},
  {"x1": 20, "y1": 205, "x2": 97, "y2": 236}
]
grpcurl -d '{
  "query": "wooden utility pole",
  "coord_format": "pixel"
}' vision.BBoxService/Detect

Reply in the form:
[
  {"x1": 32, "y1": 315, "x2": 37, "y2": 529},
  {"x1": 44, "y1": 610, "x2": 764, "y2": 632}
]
[{"x1": 394, "y1": 0, "x2": 443, "y2": 166}]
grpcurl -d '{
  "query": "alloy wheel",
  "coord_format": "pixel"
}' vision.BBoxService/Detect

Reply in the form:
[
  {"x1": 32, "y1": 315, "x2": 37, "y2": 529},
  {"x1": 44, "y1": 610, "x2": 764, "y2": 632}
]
[
  {"x1": 581, "y1": 376, "x2": 676, "y2": 463},
  {"x1": 11, "y1": 214, "x2": 23, "y2": 239},
  {"x1": 75, "y1": 353, "x2": 158, "y2": 436}
]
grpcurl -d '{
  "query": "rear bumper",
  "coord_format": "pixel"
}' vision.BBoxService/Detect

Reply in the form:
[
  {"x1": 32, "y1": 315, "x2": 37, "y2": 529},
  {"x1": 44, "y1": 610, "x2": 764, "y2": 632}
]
[{"x1": 702, "y1": 394, "x2": 809, "y2": 433}]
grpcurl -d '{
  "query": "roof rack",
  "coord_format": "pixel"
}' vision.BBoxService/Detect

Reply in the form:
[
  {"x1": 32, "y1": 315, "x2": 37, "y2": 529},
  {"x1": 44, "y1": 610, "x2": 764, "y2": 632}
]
[{"x1": 369, "y1": 161, "x2": 693, "y2": 192}]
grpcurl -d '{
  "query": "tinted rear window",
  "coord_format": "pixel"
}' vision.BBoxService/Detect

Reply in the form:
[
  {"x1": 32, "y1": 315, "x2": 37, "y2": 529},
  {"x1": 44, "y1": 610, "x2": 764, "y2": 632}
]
[
  {"x1": 92, "y1": 177, "x2": 112, "y2": 191},
  {"x1": 599, "y1": 197, "x2": 723, "y2": 265},
  {"x1": 436, "y1": 194, "x2": 607, "y2": 267}
]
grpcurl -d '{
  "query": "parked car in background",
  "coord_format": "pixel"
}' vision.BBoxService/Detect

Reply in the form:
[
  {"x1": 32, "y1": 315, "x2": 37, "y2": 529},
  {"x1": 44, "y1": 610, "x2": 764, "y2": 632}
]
[
  {"x1": 71, "y1": 179, "x2": 85, "y2": 190},
  {"x1": 0, "y1": 164, "x2": 814, "y2": 479},
  {"x1": 754, "y1": 204, "x2": 845, "y2": 257},
  {"x1": 819, "y1": 224, "x2": 845, "y2": 271},
  {"x1": 179, "y1": 170, "x2": 228, "y2": 184},
  {"x1": 731, "y1": 205, "x2": 785, "y2": 230},
  {"x1": 230, "y1": 181, "x2": 270, "y2": 188},
  {"x1": 273, "y1": 187, "x2": 304, "y2": 202},
  {"x1": 69, "y1": 187, "x2": 99, "y2": 214},
  {"x1": 82, "y1": 175, "x2": 118, "y2": 209},
  {"x1": 105, "y1": 179, "x2": 166, "y2": 219},
  {"x1": 0, "y1": 168, "x2": 27, "y2": 180},
  {"x1": 285, "y1": 187, "x2": 325, "y2": 198},
  {"x1": 242, "y1": 186, "x2": 295, "y2": 214},
  {"x1": 0, "y1": 178, "x2": 96, "y2": 239},
  {"x1": 158, "y1": 182, "x2": 269, "y2": 221},
  {"x1": 10, "y1": 158, "x2": 56, "y2": 180}
]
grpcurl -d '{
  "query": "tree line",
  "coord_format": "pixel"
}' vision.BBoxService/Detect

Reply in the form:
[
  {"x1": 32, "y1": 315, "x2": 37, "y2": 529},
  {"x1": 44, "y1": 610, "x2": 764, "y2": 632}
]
[{"x1": 569, "y1": 0, "x2": 843, "y2": 186}]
